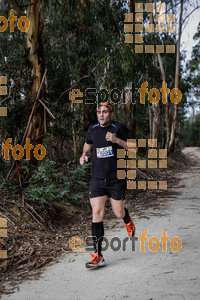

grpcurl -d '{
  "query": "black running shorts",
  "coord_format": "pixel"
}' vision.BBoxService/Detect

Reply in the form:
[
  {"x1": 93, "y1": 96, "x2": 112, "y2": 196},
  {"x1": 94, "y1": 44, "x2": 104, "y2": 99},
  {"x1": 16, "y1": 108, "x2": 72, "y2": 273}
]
[{"x1": 89, "y1": 178, "x2": 126, "y2": 200}]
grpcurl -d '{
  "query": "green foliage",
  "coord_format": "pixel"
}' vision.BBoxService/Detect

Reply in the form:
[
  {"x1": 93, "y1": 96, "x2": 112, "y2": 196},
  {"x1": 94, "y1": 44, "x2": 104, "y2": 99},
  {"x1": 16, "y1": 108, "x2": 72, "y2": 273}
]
[
  {"x1": 24, "y1": 159, "x2": 89, "y2": 207},
  {"x1": 0, "y1": 175, "x2": 20, "y2": 195},
  {"x1": 40, "y1": 0, "x2": 128, "y2": 154},
  {"x1": 183, "y1": 22, "x2": 200, "y2": 146},
  {"x1": 181, "y1": 114, "x2": 200, "y2": 147},
  {"x1": 186, "y1": 22, "x2": 200, "y2": 99}
]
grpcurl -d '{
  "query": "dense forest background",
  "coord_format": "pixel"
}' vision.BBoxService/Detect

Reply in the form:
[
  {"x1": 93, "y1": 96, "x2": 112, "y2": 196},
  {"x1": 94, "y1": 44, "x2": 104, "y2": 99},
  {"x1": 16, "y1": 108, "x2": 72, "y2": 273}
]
[{"x1": 0, "y1": 0, "x2": 199, "y2": 203}]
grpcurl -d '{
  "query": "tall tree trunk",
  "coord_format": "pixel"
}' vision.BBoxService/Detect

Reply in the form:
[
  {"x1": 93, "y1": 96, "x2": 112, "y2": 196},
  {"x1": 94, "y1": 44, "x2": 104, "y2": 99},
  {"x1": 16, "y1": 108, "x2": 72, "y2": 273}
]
[
  {"x1": 152, "y1": 101, "x2": 160, "y2": 139},
  {"x1": 122, "y1": 0, "x2": 136, "y2": 137},
  {"x1": 157, "y1": 53, "x2": 170, "y2": 150},
  {"x1": 79, "y1": 0, "x2": 93, "y2": 134},
  {"x1": 8, "y1": 0, "x2": 44, "y2": 181},
  {"x1": 150, "y1": 0, "x2": 160, "y2": 140},
  {"x1": 71, "y1": 102, "x2": 77, "y2": 162},
  {"x1": 148, "y1": 102, "x2": 152, "y2": 139},
  {"x1": 168, "y1": 0, "x2": 183, "y2": 152},
  {"x1": 25, "y1": 0, "x2": 44, "y2": 149}
]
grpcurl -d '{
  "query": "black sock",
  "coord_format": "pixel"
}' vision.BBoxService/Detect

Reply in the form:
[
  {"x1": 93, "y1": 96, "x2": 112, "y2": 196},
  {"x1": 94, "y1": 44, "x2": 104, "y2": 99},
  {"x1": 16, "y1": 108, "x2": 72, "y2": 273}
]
[
  {"x1": 123, "y1": 207, "x2": 130, "y2": 224},
  {"x1": 92, "y1": 221, "x2": 104, "y2": 255}
]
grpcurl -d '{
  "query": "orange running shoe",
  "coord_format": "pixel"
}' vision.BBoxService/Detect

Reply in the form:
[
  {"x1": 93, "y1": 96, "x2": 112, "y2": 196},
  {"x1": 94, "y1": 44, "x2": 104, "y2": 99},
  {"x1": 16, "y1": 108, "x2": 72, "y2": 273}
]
[
  {"x1": 125, "y1": 216, "x2": 135, "y2": 237},
  {"x1": 85, "y1": 252, "x2": 106, "y2": 269}
]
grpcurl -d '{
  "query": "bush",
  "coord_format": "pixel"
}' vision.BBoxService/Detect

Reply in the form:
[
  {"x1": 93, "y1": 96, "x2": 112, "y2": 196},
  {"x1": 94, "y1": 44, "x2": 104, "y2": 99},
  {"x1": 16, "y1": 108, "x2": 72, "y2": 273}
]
[{"x1": 24, "y1": 159, "x2": 89, "y2": 207}]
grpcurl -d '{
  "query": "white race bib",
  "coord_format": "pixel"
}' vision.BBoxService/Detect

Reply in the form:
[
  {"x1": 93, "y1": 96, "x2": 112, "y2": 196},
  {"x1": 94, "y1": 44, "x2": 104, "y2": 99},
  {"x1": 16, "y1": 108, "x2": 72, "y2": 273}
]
[{"x1": 96, "y1": 146, "x2": 114, "y2": 158}]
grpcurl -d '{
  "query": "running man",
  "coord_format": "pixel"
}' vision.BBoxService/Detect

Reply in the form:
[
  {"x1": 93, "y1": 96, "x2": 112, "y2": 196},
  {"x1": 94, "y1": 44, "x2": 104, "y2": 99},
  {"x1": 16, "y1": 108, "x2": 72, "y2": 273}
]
[{"x1": 80, "y1": 102, "x2": 136, "y2": 269}]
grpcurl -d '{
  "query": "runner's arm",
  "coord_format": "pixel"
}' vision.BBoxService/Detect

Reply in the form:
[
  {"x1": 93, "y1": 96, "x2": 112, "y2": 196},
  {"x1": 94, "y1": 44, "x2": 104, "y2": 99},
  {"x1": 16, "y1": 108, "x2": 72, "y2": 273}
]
[
  {"x1": 82, "y1": 142, "x2": 93, "y2": 156},
  {"x1": 80, "y1": 143, "x2": 93, "y2": 165},
  {"x1": 116, "y1": 138, "x2": 138, "y2": 152},
  {"x1": 106, "y1": 132, "x2": 137, "y2": 152}
]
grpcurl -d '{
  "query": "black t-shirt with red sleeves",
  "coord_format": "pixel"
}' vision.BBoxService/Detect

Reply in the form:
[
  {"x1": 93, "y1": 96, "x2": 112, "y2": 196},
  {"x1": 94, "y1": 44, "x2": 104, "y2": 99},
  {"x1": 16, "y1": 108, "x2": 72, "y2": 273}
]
[{"x1": 85, "y1": 121, "x2": 132, "y2": 179}]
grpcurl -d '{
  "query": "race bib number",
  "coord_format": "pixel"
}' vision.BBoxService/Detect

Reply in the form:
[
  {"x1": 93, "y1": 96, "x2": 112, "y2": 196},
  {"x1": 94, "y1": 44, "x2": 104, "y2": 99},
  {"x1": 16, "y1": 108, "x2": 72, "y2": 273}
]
[{"x1": 96, "y1": 146, "x2": 114, "y2": 158}]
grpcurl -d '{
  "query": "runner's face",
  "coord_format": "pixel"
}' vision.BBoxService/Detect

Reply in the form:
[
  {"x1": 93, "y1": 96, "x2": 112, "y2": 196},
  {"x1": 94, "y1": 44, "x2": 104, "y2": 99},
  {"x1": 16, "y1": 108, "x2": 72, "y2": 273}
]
[{"x1": 97, "y1": 107, "x2": 112, "y2": 127}]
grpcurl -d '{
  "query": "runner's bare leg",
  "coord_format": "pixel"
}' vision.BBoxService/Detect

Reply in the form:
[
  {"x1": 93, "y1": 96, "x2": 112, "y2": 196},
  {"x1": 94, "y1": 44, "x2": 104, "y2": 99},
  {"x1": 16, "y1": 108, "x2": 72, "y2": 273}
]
[
  {"x1": 110, "y1": 198, "x2": 126, "y2": 219},
  {"x1": 90, "y1": 196, "x2": 107, "y2": 222}
]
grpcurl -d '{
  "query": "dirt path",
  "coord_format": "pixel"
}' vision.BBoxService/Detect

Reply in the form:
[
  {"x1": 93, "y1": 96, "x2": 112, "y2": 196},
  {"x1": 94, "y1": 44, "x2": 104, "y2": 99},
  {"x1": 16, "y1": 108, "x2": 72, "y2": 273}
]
[{"x1": 1, "y1": 147, "x2": 200, "y2": 300}]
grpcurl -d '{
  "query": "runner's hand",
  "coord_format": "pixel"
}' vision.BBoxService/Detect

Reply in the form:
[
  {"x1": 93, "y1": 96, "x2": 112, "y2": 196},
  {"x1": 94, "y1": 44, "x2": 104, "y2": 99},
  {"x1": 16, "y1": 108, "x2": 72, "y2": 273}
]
[
  {"x1": 80, "y1": 155, "x2": 88, "y2": 165},
  {"x1": 106, "y1": 132, "x2": 118, "y2": 143}
]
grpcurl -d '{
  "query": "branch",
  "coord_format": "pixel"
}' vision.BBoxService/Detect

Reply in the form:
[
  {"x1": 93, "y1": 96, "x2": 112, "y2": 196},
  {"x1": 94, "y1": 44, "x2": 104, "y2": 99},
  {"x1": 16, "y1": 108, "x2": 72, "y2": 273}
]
[
  {"x1": 6, "y1": 70, "x2": 48, "y2": 180},
  {"x1": 175, "y1": 0, "x2": 184, "y2": 89},
  {"x1": 0, "y1": 85, "x2": 12, "y2": 105},
  {"x1": 37, "y1": 98, "x2": 55, "y2": 119},
  {"x1": 182, "y1": 6, "x2": 200, "y2": 26},
  {"x1": 21, "y1": 69, "x2": 48, "y2": 146},
  {"x1": 157, "y1": 53, "x2": 165, "y2": 82},
  {"x1": 168, "y1": 0, "x2": 182, "y2": 13},
  {"x1": 20, "y1": 1, "x2": 39, "y2": 9},
  {"x1": 57, "y1": 75, "x2": 90, "y2": 102},
  {"x1": 91, "y1": 56, "x2": 108, "y2": 73},
  {"x1": 56, "y1": 73, "x2": 105, "y2": 104},
  {"x1": 0, "y1": 50, "x2": 29, "y2": 99},
  {"x1": 8, "y1": 0, "x2": 24, "y2": 17},
  {"x1": 136, "y1": 168, "x2": 153, "y2": 180}
]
